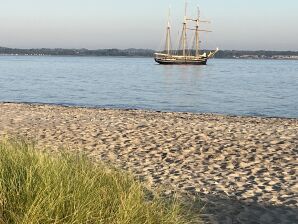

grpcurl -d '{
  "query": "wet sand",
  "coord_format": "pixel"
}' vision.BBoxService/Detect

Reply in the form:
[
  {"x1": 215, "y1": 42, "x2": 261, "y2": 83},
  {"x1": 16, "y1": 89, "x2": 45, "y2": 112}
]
[{"x1": 0, "y1": 103, "x2": 297, "y2": 223}]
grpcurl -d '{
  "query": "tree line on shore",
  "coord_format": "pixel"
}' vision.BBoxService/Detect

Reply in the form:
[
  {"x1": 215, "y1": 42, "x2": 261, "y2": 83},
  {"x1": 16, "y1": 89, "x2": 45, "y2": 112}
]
[
  {"x1": 0, "y1": 47, "x2": 155, "y2": 57},
  {"x1": 1, "y1": 46, "x2": 297, "y2": 59}
]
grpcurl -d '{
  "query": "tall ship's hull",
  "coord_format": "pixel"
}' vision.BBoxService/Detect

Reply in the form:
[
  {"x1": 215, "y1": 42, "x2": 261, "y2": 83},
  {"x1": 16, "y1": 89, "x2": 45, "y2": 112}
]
[
  {"x1": 154, "y1": 1, "x2": 218, "y2": 65},
  {"x1": 154, "y1": 57, "x2": 207, "y2": 65}
]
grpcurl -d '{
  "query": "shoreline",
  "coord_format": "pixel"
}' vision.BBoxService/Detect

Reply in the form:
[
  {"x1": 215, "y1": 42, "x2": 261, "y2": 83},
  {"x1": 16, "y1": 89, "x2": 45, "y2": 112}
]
[
  {"x1": 2, "y1": 101, "x2": 298, "y2": 120},
  {"x1": 1, "y1": 54, "x2": 298, "y2": 61},
  {"x1": 0, "y1": 102, "x2": 297, "y2": 223}
]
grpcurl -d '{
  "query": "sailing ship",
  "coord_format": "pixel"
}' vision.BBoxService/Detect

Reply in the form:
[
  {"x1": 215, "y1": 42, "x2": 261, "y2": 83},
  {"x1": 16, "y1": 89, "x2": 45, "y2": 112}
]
[{"x1": 154, "y1": 2, "x2": 218, "y2": 65}]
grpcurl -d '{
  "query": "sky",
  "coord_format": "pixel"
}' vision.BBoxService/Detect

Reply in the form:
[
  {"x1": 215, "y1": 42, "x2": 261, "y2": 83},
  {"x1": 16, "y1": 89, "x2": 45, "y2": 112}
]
[{"x1": 0, "y1": 0, "x2": 297, "y2": 51}]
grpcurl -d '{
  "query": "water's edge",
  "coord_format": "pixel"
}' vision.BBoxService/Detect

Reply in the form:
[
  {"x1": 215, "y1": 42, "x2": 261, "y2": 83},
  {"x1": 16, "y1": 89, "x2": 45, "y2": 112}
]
[{"x1": 2, "y1": 101, "x2": 297, "y2": 120}]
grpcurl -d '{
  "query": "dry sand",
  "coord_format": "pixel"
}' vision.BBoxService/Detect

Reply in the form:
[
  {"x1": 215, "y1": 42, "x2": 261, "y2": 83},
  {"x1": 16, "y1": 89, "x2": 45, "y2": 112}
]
[{"x1": 0, "y1": 103, "x2": 297, "y2": 224}]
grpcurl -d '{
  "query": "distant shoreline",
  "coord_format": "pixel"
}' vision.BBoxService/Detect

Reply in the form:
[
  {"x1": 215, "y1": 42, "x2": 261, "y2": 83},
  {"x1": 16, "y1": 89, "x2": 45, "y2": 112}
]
[
  {"x1": 0, "y1": 54, "x2": 151, "y2": 58},
  {"x1": 1, "y1": 46, "x2": 298, "y2": 60},
  {"x1": 1, "y1": 54, "x2": 298, "y2": 61}
]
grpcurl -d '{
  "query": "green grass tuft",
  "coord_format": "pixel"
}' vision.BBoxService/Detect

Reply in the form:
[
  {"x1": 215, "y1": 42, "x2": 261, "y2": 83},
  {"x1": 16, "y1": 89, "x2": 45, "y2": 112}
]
[{"x1": 0, "y1": 139, "x2": 191, "y2": 224}]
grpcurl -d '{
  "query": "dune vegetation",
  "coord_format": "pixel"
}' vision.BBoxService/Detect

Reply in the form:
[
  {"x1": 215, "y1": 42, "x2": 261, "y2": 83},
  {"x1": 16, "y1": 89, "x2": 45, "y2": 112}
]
[{"x1": 0, "y1": 139, "x2": 192, "y2": 224}]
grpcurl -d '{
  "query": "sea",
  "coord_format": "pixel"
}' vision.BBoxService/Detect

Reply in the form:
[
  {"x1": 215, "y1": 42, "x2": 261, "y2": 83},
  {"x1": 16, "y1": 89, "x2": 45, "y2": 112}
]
[{"x1": 0, "y1": 56, "x2": 297, "y2": 118}]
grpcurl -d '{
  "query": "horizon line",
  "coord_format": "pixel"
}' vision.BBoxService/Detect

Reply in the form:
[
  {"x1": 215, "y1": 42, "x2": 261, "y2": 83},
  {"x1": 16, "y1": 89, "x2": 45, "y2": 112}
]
[{"x1": 1, "y1": 46, "x2": 298, "y2": 52}]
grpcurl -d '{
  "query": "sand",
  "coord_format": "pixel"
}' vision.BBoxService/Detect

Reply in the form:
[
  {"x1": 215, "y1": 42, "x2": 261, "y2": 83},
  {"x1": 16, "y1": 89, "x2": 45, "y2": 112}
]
[{"x1": 0, "y1": 103, "x2": 297, "y2": 223}]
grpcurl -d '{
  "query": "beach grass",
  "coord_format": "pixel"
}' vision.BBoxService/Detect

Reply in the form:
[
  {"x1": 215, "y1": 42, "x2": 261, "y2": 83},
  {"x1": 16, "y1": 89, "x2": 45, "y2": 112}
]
[{"x1": 0, "y1": 139, "x2": 191, "y2": 224}]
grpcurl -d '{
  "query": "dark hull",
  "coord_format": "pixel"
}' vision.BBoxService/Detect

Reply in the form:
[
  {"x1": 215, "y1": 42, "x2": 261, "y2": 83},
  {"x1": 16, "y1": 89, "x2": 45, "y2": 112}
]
[{"x1": 155, "y1": 58, "x2": 207, "y2": 65}]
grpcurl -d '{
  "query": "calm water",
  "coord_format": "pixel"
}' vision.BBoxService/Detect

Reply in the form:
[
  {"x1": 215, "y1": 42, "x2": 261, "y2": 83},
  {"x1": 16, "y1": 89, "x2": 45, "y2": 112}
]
[{"x1": 0, "y1": 56, "x2": 297, "y2": 118}]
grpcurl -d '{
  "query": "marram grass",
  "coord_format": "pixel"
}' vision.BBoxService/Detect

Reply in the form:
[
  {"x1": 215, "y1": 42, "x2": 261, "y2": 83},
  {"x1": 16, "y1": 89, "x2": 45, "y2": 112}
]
[{"x1": 0, "y1": 139, "x2": 191, "y2": 224}]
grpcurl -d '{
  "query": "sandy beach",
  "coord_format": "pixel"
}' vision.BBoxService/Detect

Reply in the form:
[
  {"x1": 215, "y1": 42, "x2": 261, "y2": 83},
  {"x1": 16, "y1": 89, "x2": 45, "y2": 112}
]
[{"x1": 0, "y1": 103, "x2": 297, "y2": 224}]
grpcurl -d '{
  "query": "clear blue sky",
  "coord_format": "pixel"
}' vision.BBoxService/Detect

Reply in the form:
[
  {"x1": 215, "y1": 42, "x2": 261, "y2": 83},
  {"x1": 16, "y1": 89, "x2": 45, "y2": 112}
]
[{"x1": 0, "y1": 0, "x2": 297, "y2": 50}]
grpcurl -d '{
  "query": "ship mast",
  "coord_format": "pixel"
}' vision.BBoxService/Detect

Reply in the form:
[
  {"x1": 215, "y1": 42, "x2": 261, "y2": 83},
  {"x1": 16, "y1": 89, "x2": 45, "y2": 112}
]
[
  {"x1": 182, "y1": 1, "x2": 187, "y2": 57},
  {"x1": 187, "y1": 6, "x2": 211, "y2": 58},
  {"x1": 195, "y1": 7, "x2": 200, "y2": 57},
  {"x1": 165, "y1": 7, "x2": 171, "y2": 55}
]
